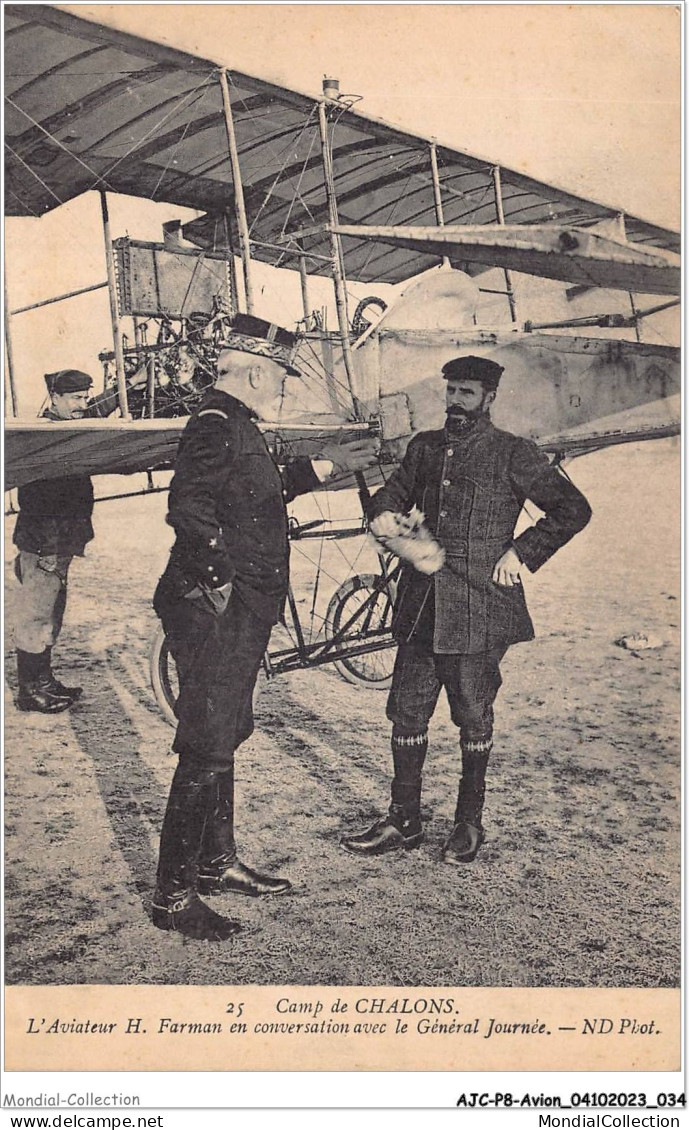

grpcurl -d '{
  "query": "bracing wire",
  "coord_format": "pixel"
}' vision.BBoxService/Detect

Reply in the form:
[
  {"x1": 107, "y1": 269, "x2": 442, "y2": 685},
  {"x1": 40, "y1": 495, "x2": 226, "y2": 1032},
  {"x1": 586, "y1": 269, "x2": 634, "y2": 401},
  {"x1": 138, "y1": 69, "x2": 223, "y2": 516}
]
[
  {"x1": 6, "y1": 184, "x2": 41, "y2": 217},
  {"x1": 289, "y1": 530, "x2": 367, "y2": 597},
  {"x1": 189, "y1": 107, "x2": 306, "y2": 184},
  {"x1": 434, "y1": 149, "x2": 495, "y2": 221},
  {"x1": 4, "y1": 143, "x2": 64, "y2": 206},
  {"x1": 150, "y1": 85, "x2": 213, "y2": 201},
  {"x1": 354, "y1": 161, "x2": 418, "y2": 279},
  {"x1": 227, "y1": 73, "x2": 322, "y2": 234},
  {"x1": 296, "y1": 338, "x2": 360, "y2": 413},
  {"x1": 277, "y1": 125, "x2": 321, "y2": 239},
  {"x1": 88, "y1": 70, "x2": 218, "y2": 191},
  {"x1": 5, "y1": 70, "x2": 219, "y2": 205},
  {"x1": 4, "y1": 93, "x2": 119, "y2": 195},
  {"x1": 249, "y1": 104, "x2": 319, "y2": 236},
  {"x1": 286, "y1": 356, "x2": 348, "y2": 416}
]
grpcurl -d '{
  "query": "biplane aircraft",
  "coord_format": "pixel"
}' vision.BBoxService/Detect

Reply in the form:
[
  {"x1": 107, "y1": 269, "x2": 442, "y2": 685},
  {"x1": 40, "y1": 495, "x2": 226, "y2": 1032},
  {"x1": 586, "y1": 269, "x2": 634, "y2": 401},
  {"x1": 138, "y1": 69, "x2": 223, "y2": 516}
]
[{"x1": 3, "y1": 4, "x2": 680, "y2": 718}]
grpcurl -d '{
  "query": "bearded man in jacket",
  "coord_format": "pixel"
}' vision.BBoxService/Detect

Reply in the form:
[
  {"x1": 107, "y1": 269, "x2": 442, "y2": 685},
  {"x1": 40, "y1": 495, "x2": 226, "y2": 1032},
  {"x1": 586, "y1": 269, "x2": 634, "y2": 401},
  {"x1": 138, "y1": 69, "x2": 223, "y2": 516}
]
[{"x1": 341, "y1": 355, "x2": 592, "y2": 865}]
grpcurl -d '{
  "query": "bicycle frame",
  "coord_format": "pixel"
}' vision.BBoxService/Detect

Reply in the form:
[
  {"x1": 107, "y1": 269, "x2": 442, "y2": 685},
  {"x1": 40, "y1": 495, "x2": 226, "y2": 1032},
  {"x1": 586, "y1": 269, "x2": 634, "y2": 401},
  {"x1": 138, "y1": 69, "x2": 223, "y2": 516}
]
[
  {"x1": 150, "y1": 511, "x2": 401, "y2": 724},
  {"x1": 262, "y1": 551, "x2": 400, "y2": 679}
]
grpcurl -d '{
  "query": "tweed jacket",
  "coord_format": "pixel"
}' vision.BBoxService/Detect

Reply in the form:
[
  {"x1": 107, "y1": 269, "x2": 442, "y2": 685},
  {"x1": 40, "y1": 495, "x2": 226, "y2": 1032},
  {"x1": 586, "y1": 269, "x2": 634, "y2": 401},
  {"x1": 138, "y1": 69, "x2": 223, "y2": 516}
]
[
  {"x1": 369, "y1": 414, "x2": 591, "y2": 654},
  {"x1": 162, "y1": 388, "x2": 320, "y2": 626}
]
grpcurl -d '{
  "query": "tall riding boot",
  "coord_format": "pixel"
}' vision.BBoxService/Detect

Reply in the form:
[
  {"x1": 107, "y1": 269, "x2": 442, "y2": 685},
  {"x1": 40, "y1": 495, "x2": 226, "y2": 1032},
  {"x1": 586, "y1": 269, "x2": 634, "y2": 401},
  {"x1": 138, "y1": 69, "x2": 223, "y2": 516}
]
[
  {"x1": 16, "y1": 649, "x2": 72, "y2": 714},
  {"x1": 340, "y1": 728, "x2": 428, "y2": 856},
  {"x1": 152, "y1": 760, "x2": 241, "y2": 940},
  {"x1": 43, "y1": 647, "x2": 83, "y2": 700},
  {"x1": 441, "y1": 737, "x2": 492, "y2": 865},
  {"x1": 197, "y1": 767, "x2": 291, "y2": 897}
]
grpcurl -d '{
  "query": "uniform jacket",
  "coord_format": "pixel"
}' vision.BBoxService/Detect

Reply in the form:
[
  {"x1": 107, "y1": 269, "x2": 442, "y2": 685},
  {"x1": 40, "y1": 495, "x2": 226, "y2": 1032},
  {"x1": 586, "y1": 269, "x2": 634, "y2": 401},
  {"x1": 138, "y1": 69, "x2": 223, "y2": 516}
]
[
  {"x1": 13, "y1": 388, "x2": 119, "y2": 558},
  {"x1": 369, "y1": 414, "x2": 591, "y2": 654},
  {"x1": 161, "y1": 388, "x2": 320, "y2": 626}
]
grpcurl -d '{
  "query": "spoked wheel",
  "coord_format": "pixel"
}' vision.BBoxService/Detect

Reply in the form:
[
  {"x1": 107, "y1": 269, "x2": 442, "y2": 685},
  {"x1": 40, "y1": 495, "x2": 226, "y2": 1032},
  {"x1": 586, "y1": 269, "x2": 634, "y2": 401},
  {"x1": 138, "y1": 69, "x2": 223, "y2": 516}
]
[
  {"x1": 324, "y1": 573, "x2": 397, "y2": 690},
  {"x1": 149, "y1": 626, "x2": 178, "y2": 726}
]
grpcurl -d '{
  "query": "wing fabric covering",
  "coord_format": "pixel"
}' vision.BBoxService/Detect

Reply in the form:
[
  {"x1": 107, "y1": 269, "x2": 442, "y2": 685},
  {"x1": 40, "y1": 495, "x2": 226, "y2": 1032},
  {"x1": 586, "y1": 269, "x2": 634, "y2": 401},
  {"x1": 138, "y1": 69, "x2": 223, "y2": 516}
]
[
  {"x1": 334, "y1": 224, "x2": 681, "y2": 295},
  {"x1": 5, "y1": 419, "x2": 186, "y2": 489},
  {"x1": 4, "y1": 418, "x2": 375, "y2": 491},
  {"x1": 5, "y1": 4, "x2": 680, "y2": 288},
  {"x1": 351, "y1": 329, "x2": 680, "y2": 463}
]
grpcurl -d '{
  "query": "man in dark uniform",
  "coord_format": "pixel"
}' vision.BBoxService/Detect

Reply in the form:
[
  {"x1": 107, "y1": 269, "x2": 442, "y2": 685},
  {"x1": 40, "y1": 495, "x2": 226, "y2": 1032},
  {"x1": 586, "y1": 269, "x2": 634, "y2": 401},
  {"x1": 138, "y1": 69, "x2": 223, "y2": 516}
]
[
  {"x1": 341, "y1": 355, "x2": 592, "y2": 865},
  {"x1": 13, "y1": 369, "x2": 121, "y2": 714},
  {"x1": 152, "y1": 313, "x2": 377, "y2": 940}
]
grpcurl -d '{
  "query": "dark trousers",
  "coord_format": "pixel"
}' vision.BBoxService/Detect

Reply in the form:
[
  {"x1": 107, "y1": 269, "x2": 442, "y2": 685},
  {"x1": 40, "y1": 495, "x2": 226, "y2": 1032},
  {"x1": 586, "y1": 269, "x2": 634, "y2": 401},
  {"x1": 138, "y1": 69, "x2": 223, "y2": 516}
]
[
  {"x1": 386, "y1": 642, "x2": 507, "y2": 741},
  {"x1": 154, "y1": 585, "x2": 272, "y2": 772}
]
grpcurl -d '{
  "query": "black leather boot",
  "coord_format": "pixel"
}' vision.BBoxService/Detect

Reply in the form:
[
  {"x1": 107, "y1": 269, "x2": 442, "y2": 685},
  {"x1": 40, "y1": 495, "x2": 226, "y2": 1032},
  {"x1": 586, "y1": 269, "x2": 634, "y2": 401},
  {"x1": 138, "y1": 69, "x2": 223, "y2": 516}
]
[
  {"x1": 441, "y1": 741, "x2": 491, "y2": 865},
  {"x1": 340, "y1": 729, "x2": 427, "y2": 856},
  {"x1": 16, "y1": 649, "x2": 72, "y2": 714},
  {"x1": 340, "y1": 803, "x2": 423, "y2": 856},
  {"x1": 196, "y1": 768, "x2": 291, "y2": 897},
  {"x1": 43, "y1": 647, "x2": 83, "y2": 700},
  {"x1": 152, "y1": 761, "x2": 241, "y2": 940}
]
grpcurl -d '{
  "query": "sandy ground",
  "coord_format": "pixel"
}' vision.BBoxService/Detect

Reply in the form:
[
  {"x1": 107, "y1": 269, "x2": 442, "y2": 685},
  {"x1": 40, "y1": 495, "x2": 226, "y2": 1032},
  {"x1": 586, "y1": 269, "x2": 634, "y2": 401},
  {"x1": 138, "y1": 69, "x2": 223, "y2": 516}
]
[{"x1": 3, "y1": 438, "x2": 680, "y2": 987}]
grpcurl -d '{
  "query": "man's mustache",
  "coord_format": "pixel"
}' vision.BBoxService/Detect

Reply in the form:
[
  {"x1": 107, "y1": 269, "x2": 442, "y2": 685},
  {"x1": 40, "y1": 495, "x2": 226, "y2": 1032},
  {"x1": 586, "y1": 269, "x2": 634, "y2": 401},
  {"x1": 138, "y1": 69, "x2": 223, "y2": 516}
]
[{"x1": 446, "y1": 403, "x2": 481, "y2": 419}]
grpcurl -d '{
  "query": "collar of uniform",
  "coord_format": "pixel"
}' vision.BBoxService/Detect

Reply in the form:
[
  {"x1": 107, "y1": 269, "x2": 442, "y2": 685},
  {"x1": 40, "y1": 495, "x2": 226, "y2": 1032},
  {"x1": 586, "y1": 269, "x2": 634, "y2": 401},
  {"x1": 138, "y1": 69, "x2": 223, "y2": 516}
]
[
  {"x1": 197, "y1": 387, "x2": 258, "y2": 421},
  {"x1": 41, "y1": 408, "x2": 61, "y2": 421}
]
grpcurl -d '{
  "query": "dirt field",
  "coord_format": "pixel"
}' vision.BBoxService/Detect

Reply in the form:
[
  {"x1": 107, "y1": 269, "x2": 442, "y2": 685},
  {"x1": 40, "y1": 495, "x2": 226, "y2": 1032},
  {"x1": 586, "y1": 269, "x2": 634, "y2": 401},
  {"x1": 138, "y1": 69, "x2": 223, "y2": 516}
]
[{"x1": 3, "y1": 438, "x2": 680, "y2": 987}]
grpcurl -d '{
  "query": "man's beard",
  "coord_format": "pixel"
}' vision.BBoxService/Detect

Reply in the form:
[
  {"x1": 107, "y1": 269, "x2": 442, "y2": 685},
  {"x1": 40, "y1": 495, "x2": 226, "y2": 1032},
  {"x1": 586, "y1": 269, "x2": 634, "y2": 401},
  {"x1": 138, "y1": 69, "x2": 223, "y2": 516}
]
[{"x1": 445, "y1": 403, "x2": 485, "y2": 426}]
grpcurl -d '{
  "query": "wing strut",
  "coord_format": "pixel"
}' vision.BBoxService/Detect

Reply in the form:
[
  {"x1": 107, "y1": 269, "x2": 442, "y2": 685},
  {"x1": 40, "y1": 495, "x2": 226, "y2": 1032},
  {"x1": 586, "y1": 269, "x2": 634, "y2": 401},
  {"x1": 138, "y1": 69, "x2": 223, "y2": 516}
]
[
  {"x1": 223, "y1": 212, "x2": 241, "y2": 315},
  {"x1": 298, "y1": 255, "x2": 312, "y2": 320},
  {"x1": 429, "y1": 142, "x2": 450, "y2": 268},
  {"x1": 99, "y1": 190, "x2": 130, "y2": 419},
  {"x1": 4, "y1": 269, "x2": 18, "y2": 417},
  {"x1": 492, "y1": 166, "x2": 519, "y2": 323},
  {"x1": 219, "y1": 69, "x2": 254, "y2": 314}
]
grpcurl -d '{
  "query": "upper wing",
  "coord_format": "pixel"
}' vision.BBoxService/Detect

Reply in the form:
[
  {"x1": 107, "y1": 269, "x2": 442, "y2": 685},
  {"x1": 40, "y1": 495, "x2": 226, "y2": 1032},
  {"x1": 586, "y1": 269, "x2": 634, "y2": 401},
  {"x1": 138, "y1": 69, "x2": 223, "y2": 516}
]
[{"x1": 5, "y1": 4, "x2": 679, "y2": 288}]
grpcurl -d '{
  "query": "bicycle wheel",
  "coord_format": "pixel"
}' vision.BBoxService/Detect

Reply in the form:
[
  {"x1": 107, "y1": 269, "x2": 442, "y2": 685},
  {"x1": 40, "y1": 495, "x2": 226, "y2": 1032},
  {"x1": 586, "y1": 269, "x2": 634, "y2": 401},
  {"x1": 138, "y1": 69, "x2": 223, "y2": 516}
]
[
  {"x1": 149, "y1": 626, "x2": 178, "y2": 726},
  {"x1": 324, "y1": 573, "x2": 397, "y2": 690},
  {"x1": 149, "y1": 625, "x2": 268, "y2": 725}
]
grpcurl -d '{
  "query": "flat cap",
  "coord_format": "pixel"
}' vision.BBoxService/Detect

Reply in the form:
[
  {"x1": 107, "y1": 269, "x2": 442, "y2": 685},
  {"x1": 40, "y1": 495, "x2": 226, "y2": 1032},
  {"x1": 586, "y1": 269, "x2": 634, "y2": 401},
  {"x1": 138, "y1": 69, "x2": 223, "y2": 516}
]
[
  {"x1": 44, "y1": 369, "x2": 93, "y2": 395},
  {"x1": 441, "y1": 356, "x2": 504, "y2": 390},
  {"x1": 218, "y1": 313, "x2": 300, "y2": 376}
]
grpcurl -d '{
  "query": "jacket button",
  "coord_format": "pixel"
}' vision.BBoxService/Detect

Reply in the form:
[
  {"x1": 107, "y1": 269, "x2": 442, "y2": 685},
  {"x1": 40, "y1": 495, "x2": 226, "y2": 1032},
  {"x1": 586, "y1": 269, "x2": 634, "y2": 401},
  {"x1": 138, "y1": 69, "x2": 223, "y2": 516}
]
[
  {"x1": 443, "y1": 479, "x2": 451, "y2": 487},
  {"x1": 439, "y1": 509, "x2": 448, "y2": 518},
  {"x1": 446, "y1": 448, "x2": 454, "y2": 456}
]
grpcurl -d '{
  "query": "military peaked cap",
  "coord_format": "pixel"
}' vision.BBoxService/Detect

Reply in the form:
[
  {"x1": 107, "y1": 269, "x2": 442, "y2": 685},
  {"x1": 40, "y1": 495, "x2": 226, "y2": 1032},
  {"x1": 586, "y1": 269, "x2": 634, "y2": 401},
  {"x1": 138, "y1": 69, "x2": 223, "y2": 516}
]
[
  {"x1": 44, "y1": 369, "x2": 93, "y2": 395},
  {"x1": 441, "y1": 356, "x2": 504, "y2": 390},
  {"x1": 218, "y1": 313, "x2": 301, "y2": 376}
]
